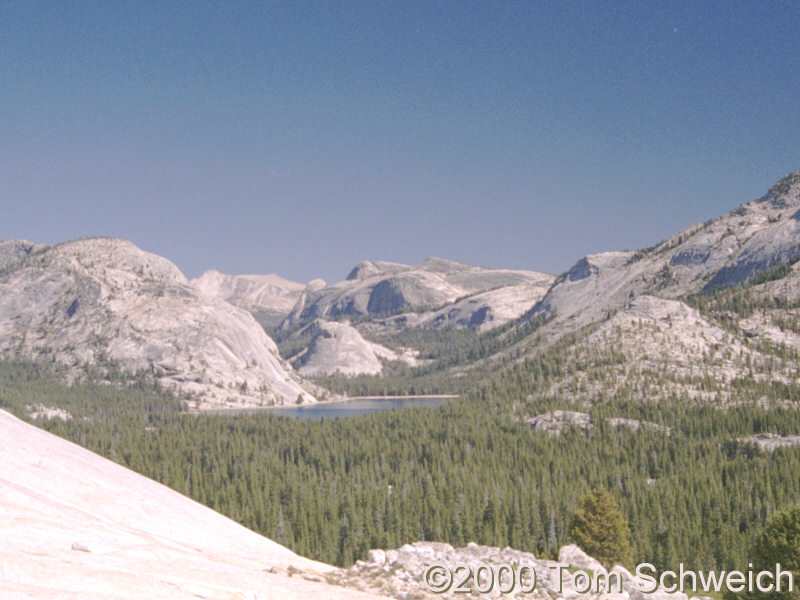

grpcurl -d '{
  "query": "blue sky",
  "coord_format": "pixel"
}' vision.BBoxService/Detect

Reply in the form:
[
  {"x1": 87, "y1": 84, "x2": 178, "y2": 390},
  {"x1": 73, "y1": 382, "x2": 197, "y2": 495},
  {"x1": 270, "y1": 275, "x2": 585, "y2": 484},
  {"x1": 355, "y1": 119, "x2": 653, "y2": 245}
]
[{"x1": 3, "y1": 1, "x2": 800, "y2": 283}]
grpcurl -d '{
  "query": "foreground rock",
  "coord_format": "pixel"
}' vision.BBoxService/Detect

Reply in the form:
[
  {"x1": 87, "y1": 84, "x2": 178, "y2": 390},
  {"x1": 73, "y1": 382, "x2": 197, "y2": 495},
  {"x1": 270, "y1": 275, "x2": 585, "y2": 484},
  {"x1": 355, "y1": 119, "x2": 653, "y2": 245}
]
[
  {"x1": 0, "y1": 409, "x2": 388, "y2": 600},
  {"x1": 334, "y1": 541, "x2": 688, "y2": 600},
  {"x1": 0, "y1": 238, "x2": 318, "y2": 409}
]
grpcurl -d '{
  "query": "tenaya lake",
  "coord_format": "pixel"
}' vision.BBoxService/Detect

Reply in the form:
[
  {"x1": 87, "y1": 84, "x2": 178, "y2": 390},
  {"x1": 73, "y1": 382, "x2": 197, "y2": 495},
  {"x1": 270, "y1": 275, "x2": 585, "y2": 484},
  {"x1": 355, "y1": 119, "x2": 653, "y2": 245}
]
[{"x1": 204, "y1": 396, "x2": 457, "y2": 419}]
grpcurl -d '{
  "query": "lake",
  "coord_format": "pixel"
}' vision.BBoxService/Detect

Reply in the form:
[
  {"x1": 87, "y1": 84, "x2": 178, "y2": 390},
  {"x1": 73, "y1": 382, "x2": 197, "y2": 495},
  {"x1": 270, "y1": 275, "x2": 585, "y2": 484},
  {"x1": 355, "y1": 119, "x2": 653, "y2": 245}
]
[{"x1": 207, "y1": 396, "x2": 456, "y2": 419}]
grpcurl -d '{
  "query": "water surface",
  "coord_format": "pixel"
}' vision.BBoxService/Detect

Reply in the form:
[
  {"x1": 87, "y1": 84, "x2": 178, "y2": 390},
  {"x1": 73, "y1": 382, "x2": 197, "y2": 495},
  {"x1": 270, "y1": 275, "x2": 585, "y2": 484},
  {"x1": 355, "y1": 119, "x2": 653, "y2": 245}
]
[{"x1": 208, "y1": 396, "x2": 456, "y2": 419}]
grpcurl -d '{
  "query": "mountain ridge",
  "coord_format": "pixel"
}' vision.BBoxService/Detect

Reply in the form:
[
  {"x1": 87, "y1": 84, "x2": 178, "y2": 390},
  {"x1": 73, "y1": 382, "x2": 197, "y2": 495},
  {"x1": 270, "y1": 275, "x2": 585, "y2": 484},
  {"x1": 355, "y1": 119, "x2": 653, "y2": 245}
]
[
  {"x1": 4, "y1": 170, "x2": 800, "y2": 403},
  {"x1": 524, "y1": 170, "x2": 800, "y2": 338}
]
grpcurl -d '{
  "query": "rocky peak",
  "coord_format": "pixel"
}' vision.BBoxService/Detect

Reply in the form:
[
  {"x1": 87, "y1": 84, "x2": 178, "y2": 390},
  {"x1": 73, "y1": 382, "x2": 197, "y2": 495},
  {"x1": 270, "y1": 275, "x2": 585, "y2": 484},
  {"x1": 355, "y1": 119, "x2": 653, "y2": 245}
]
[
  {"x1": 760, "y1": 170, "x2": 800, "y2": 209},
  {"x1": 51, "y1": 237, "x2": 188, "y2": 287},
  {"x1": 305, "y1": 278, "x2": 328, "y2": 291},
  {"x1": 346, "y1": 260, "x2": 408, "y2": 281}
]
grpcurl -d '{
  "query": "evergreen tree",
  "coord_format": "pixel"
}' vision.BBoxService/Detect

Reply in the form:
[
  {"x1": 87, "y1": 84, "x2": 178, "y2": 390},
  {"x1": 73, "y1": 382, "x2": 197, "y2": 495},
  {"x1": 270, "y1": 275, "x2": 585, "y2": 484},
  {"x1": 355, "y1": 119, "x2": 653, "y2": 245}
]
[
  {"x1": 7, "y1": 357, "x2": 800, "y2": 569},
  {"x1": 568, "y1": 488, "x2": 633, "y2": 569},
  {"x1": 751, "y1": 505, "x2": 800, "y2": 599}
]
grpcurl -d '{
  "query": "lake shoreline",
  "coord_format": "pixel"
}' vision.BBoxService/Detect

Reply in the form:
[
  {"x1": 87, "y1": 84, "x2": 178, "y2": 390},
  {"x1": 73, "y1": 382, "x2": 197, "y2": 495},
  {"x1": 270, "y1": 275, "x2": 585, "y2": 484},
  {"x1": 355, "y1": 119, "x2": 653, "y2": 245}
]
[
  {"x1": 346, "y1": 394, "x2": 459, "y2": 400},
  {"x1": 187, "y1": 394, "x2": 459, "y2": 415},
  {"x1": 192, "y1": 395, "x2": 458, "y2": 418}
]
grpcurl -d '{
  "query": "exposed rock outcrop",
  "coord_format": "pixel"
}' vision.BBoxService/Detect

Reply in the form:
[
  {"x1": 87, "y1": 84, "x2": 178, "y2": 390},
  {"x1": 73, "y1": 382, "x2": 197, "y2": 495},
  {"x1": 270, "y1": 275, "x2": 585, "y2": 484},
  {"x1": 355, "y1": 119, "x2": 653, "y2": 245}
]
[
  {"x1": 558, "y1": 544, "x2": 606, "y2": 572},
  {"x1": 736, "y1": 433, "x2": 800, "y2": 451},
  {"x1": 0, "y1": 239, "x2": 45, "y2": 270},
  {"x1": 527, "y1": 410, "x2": 593, "y2": 435},
  {"x1": 192, "y1": 269, "x2": 304, "y2": 328},
  {"x1": 526, "y1": 411, "x2": 670, "y2": 436},
  {"x1": 334, "y1": 540, "x2": 688, "y2": 600},
  {"x1": 294, "y1": 319, "x2": 418, "y2": 377},
  {"x1": 419, "y1": 283, "x2": 553, "y2": 331},
  {"x1": 282, "y1": 257, "x2": 554, "y2": 329},
  {"x1": 0, "y1": 238, "x2": 318, "y2": 409},
  {"x1": 0, "y1": 408, "x2": 388, "y2": 600},
  {"x1": 526, "y1": 171, "x2": 800, "y2": 339}
]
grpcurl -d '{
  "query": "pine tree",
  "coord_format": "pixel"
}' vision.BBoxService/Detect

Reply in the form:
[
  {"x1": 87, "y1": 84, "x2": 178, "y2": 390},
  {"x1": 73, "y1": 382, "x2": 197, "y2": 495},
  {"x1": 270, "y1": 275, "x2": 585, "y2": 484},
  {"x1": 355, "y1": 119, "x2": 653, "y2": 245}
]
[
  {"x1": 750, "y1": 505, "x2": 800, "y2": 600},
  {"x1": 568, "y1": 488, "x2": 633, "y2": 569}
]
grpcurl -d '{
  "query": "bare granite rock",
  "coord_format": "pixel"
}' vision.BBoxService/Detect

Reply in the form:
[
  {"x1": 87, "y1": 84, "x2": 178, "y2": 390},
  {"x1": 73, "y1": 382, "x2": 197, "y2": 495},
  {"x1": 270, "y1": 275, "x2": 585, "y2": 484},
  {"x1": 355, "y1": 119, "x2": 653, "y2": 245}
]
[
  {"x1": 26, "y1": 404, "x2": 72, "y2": 421},
  {"x1": 192, "y1": 269, "x2": 304, "y2": 328},
  {"x1": 736, "y1": 433, "x2": 800, "y2": 451},
  {"x1": 282, "y1": 257, "x2": 554, "y2": 329},
  {"x1": 418, "y1": 283, "x2": 552, "y2": 331},
  {"x1": 0, "y1": 237, "x2": 320, "y2": 410},
  {"x1": 335, "y1": 541, "x2": 688, "y2": 600},
  {"x1": 558, "y1": 544, "x2": 605, "y2": 572},
  {"x1": 526, "y1": 411, "x2": 593, "y2": 435},
  {"x1": 526, "y1": 411, "x2": 670, "y2": 436},
  {"x1": 295, "y1": 319, "x2": 419, "y2": 377}
]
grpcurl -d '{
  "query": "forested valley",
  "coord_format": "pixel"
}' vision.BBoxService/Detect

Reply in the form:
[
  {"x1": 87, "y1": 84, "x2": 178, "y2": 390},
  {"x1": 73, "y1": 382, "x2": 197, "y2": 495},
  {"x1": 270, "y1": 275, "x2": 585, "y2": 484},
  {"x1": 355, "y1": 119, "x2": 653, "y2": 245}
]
[{"x1": 2, "y1": 339, "x2": 799, "y2": 570}]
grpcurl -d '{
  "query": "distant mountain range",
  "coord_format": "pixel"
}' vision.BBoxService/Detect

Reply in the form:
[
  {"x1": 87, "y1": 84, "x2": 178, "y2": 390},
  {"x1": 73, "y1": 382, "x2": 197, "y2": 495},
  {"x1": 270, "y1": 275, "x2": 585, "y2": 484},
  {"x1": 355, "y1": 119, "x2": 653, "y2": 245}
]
[
  {"x1": 2, "y1": 170, "x2": 800, "y2": 406},
  {"x1": 192, "y1": 269, "x2": 304, "y2": 328}
]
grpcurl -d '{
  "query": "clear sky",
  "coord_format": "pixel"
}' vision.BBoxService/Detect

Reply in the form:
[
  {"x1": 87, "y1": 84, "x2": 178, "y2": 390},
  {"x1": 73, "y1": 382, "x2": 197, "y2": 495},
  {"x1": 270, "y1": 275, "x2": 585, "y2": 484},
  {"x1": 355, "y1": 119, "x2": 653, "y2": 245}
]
[{"x1": 3, "y1": 1, "x2": 800, "y2": 284}]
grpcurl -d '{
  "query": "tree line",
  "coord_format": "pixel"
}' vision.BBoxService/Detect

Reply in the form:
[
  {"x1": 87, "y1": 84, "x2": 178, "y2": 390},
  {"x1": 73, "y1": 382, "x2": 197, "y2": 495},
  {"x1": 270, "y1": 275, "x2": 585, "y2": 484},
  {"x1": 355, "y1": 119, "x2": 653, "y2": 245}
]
[{"x1": 2, "y1": 357, "x2": 800, "y2": 569}]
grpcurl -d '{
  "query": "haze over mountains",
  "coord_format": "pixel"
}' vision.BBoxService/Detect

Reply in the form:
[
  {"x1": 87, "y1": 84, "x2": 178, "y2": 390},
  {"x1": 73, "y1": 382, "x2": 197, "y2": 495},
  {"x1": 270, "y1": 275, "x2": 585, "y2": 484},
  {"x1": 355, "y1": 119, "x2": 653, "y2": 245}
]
[
  {"x1": 192, "y1": 269, "x2": 304, "y2": 328},
  {"x1": 2, "y1": 171, "x2": 800, "y2": 405}
]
